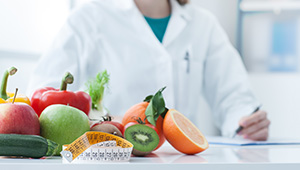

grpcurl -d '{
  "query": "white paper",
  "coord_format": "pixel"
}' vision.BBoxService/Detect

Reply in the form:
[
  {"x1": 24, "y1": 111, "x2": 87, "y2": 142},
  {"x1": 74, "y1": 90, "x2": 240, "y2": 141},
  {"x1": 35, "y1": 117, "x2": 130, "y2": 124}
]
[{"x1": 206, "y1": 136, "x2": 300, "y2": 146}]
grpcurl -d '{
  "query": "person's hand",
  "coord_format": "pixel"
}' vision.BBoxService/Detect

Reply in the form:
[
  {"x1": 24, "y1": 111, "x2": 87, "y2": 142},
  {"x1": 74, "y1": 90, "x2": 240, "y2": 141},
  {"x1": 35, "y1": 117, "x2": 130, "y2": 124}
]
[{"x1": 238, "y1": 110, "x2": 270, "y2": 141}]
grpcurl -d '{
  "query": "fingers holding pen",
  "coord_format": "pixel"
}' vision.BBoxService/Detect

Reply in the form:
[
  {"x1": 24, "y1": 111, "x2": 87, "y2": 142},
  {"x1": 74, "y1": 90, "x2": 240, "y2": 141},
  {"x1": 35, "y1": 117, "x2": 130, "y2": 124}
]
[
  {"x1": 240, "y1": 118, "x2": 270, "y2": 136},
  {"x1": 245, "y1": 127, "x2": 269, "y2": 141},
  {"x1": 238, "y1": 110, "x2": 270, "y2": 141},
  {"x1": 239, "y1": 111, "x2": 267, "y2": 128}
]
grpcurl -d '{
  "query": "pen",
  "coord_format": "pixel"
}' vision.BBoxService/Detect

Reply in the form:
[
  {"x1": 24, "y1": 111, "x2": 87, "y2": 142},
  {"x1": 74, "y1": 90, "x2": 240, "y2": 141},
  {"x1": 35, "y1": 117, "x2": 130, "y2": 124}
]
[
  {"x1": 184, "y1": 51, "x2": 190, "y2": 73},
  {"x1": 232, "y1": 106, "x2": 260, "y2": 138}
]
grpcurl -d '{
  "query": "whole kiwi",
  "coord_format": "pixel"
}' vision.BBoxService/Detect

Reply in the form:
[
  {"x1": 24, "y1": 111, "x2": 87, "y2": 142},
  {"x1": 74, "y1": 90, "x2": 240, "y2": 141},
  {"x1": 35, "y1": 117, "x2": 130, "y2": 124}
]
[{"x1": 90, "y1": 124, "x2": 123, "y2": 137}]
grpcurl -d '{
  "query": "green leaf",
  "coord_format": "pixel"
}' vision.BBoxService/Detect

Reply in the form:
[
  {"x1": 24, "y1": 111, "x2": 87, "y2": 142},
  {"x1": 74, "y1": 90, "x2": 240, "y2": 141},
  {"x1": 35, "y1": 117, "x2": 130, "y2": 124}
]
[
  {"x1": 143, "y1": 95, "x2": 153, "y2": 102},
  {"x1": 152, "y1": 87, "x2": 166, "y2": 120},
  {"x1": 145, "y1": 99, "x2": 157, "y2": 126},
  {"x1": 85, "y1": 70, "x2": 110, "y2": 111},
  {"x1": 144, "y1": 87, "x2": 167, "y2": 126}
]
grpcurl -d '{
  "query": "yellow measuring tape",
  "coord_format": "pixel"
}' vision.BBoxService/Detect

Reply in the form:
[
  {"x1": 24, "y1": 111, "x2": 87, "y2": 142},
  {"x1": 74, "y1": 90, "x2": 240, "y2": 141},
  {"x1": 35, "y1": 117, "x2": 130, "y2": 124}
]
[{"x1": 60, "y1": 131, "x2": 133, "y2": 163}]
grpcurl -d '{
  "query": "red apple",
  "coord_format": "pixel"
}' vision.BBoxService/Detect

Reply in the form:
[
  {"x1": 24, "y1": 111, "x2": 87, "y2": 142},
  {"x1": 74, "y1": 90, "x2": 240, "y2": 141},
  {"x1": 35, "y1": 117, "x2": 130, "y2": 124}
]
[{"x1": 0, "y1": 103, "x2": 40, "y2": 135}]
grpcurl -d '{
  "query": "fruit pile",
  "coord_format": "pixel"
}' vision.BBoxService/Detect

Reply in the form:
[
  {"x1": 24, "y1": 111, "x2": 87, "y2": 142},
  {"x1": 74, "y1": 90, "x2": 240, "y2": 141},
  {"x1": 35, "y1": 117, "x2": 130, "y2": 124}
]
[
  {"x1": 121, "y1": 87, "x2": 209, "y2": 156},
  {"x1": 0, "y1": 67, "x2": 208, "y2": 159}
]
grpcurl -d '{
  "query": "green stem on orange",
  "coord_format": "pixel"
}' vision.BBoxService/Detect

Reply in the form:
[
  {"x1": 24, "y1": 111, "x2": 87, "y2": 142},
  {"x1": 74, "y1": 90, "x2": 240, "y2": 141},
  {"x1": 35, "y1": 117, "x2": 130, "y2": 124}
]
[
  {"x1": 134, "y1": 117, "x2": 146, "y2": 124},
  {"x1": 0, "y1": 67, "x2": 17, "y2": 100},
  {"x1": 60, "y1": 72, "x2": 74, "y2": 91}
]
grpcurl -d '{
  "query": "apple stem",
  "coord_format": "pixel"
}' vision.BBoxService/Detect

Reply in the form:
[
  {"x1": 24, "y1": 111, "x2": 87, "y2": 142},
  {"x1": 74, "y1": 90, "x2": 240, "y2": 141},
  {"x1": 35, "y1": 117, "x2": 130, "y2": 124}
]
[
  {"x1": 12, "y1": 88, "x2": 18, "y2": 104},
  {"x1": 1, "y1": 67, "x2": 17, "y2": 100},
  {"x1": 60, "y1": 72, "x2": 74, "y2": 91}
]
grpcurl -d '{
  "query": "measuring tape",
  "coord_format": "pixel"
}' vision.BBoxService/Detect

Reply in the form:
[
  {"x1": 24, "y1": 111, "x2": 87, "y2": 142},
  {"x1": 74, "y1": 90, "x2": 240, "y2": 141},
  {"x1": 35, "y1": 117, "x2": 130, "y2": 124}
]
[{"x1": 60, "y1": 131, "x2": 133, "y2": 163}]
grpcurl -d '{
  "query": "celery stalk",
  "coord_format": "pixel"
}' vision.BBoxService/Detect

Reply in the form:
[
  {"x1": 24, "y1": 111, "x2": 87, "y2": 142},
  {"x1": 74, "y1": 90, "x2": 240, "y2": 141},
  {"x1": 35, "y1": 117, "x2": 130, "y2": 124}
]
[{"x1": 86, "y1": 70, "x2": 110, "y2": 114}]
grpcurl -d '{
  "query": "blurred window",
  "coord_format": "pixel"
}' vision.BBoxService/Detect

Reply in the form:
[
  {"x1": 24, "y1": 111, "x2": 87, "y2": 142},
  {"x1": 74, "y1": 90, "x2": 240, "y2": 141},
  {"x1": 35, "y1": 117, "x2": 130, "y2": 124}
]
[
  {"x1": 238, "y1": 0, "x2": 300, "y2": 72},
  {"x1": 0, "y1": 0, "x2": 70, "y2": 55}
]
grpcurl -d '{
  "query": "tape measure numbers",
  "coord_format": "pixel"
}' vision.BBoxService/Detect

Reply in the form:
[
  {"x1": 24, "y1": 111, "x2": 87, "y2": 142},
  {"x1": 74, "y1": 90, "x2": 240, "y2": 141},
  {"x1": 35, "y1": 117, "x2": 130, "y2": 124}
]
[{"x1": 61, "y1": 131, "x2": 133, "y2": 163}]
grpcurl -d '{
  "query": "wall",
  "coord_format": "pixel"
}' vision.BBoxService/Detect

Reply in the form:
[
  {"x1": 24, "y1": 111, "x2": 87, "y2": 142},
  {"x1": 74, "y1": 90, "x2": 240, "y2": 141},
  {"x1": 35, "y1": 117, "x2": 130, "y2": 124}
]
[
  {"x1": 249, "y1": 73, "x2": 300, "y2": 139},
  {"x1": 0, "y1": 0, "x2": 70, "y2": 53},
  {"x1": 191, "y1": 0, "x2": 238, "y2": 46},
  {"x1": 0, "y1": 52, "x2": 38, "y2": 95},
  {"x1": 0, "y1": 0, "x2": 70, "y2": 94}
]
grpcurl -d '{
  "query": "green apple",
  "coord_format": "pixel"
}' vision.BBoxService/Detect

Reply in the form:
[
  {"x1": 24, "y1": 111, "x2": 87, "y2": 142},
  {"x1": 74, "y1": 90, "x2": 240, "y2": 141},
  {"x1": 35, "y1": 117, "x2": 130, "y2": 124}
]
[{"x1": 39, "y1": 104, "x2": 90, "y2": 155}]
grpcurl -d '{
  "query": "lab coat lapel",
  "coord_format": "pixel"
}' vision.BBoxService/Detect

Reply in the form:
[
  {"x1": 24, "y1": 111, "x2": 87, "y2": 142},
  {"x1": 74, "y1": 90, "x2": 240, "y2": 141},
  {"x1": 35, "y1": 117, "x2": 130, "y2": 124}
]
[
  {"x1": 120, "y1": 0, "x2": 166, "y2": 49},
  {"x1": 163, "y1": 0, "x2": 191, "y2": 47}
]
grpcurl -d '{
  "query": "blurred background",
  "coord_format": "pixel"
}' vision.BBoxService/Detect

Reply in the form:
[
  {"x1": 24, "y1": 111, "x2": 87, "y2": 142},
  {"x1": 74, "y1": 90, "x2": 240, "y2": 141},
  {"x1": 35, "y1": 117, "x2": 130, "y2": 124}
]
[{"x1": 1, "y1": 0, "x2": 300, "y2": 139}]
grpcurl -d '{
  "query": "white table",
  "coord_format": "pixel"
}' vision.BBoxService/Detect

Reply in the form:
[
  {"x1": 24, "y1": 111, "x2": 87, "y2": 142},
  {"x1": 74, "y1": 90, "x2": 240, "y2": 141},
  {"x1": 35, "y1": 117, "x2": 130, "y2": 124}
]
[{"x1": 1, "y1": 143, "x2": 300, "y2": 170}]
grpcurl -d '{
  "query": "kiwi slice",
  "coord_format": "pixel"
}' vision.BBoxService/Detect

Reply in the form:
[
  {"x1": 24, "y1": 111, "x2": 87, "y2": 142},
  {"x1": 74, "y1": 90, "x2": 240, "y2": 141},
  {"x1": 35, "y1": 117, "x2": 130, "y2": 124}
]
[{"x1": 124, "y1": 124, "x2": 159, "y2": 156}]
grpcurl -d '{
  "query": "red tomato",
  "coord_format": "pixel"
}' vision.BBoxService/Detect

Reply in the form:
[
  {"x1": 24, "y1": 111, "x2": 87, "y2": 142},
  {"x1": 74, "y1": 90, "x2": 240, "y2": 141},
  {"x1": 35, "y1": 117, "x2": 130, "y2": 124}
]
[
  {"x1": 91, "y1": 121, "x2": 124, "y2": 133},
  {"x1": 123, "y1": 122, "x2": 159, "y2": 136}
]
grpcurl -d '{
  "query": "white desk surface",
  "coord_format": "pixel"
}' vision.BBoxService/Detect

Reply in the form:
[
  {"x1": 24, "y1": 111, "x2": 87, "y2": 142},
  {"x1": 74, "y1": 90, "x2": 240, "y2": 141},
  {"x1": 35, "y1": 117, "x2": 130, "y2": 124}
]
[{"x1": 1, "y1": 142, "x2": 300, "y2": 170}]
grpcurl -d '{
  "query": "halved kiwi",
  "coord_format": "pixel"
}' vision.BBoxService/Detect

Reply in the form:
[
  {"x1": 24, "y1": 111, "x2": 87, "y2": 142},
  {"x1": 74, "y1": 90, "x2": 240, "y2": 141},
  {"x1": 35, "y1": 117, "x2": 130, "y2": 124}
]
[{"x1": 124, "y1": 124, "x2": 159, "y2": 156}]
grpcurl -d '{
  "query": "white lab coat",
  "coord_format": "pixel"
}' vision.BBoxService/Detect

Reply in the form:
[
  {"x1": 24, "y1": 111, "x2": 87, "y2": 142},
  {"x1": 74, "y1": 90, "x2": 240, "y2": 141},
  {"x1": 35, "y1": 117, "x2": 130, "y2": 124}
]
[{"x1": 27, "y1": 0, "x2": 260, "y2": 137}]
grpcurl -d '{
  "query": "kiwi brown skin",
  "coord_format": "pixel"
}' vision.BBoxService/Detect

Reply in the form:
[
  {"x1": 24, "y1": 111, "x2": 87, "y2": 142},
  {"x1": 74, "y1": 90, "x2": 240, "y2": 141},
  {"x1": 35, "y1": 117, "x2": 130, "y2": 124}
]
[
  {"x1": 90, "y1": 123, "x2": 123, "y2": 137},
  {"x1": 132, "y1": 149, "x2": 152, "y2": 156}
]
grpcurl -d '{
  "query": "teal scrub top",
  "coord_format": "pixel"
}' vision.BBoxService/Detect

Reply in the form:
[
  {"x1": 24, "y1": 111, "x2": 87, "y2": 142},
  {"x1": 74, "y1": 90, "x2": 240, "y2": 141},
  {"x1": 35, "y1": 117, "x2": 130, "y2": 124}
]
[{"x1": 144, "y1": 15, "x2": 171, "y2": 43}]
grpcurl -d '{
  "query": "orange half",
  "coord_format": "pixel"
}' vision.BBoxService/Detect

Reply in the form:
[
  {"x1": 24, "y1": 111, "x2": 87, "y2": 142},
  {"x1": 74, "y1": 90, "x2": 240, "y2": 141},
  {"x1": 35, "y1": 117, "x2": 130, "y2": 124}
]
[{"x1": 163, "y1": 109, "x2": 209, "y2": 154}]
